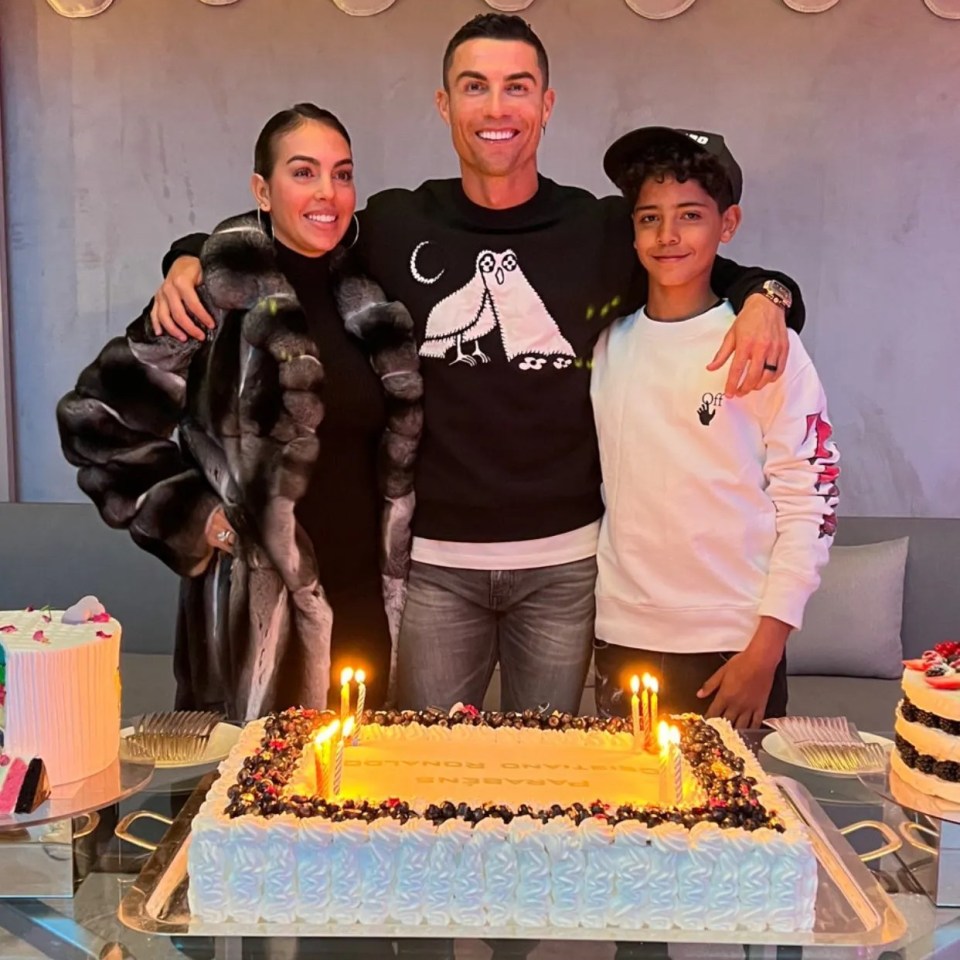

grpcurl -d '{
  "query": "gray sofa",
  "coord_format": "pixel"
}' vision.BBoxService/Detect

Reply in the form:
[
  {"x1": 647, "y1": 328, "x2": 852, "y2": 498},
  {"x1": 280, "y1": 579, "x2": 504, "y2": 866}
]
[{"x1": 0, "y1": 503, "x2": 956, "y2": 731}]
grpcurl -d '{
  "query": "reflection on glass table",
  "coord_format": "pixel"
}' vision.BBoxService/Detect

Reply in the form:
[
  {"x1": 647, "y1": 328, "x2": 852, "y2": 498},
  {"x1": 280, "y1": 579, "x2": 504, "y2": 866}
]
[{"x1": 0, "y1": 730, "x2": 956, "y2": 960}]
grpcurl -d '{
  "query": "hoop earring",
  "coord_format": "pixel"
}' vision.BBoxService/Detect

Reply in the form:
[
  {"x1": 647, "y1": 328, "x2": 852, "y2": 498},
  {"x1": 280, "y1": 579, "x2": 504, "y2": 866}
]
[
  {"x1": 256, "y1": 207, "x2": 273, "y2": 239},
  {"x1": 541, "y1": 124, "x2": 547, "y2": 137},
  {"x1": 344, "y1": 213, "x2": 361, "y2": 250}
]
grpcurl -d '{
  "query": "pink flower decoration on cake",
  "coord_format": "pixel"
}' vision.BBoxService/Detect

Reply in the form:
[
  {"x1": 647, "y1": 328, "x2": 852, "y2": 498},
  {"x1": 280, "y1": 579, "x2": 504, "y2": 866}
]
[
  {"x1": 24, "y1": 606, "x2": 34, "y2": 613},
  {"x1": 32, "y1": 630, "x2": 49, "y2": 644},
  {"x1": 96, "y1": 630, "x2": 112, "y2": 639},
  {"x1": 0, "y1": 686, "x2": 5, "y2": 707},
  {"x1": 0, "y1": 625, "x2": 15, "y2": 634},
  {"x1": 91, "y1": 612, "x2": 111, "y2": 624},
  {"x1": 41, "y1": 614, "x2": 52, "y2": 624}
]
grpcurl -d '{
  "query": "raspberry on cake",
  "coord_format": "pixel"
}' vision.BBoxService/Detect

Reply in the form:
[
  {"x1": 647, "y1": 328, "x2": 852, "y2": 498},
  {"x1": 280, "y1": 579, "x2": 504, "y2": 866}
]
[{"x1": 188, "y1": 707, "x2": 818, "y2": 932}]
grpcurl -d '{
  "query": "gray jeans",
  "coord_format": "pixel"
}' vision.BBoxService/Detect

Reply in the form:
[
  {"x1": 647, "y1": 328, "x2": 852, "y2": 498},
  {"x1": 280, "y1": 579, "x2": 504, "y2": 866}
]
[{"x1": 396, "y1": 557, "x2": 597, "y2": 714}]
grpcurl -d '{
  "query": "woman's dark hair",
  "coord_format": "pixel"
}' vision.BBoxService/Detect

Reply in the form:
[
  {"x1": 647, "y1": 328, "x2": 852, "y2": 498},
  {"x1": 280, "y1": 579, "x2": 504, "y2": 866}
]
[
  {"x1": 442, "y1": 13, "x2": 549, "y2": 90},
  {"x1": 253, "y1": 103, "x2": 351, "y2": 178},
  {"x1": 619, "y1": 145, "x2": 735, "y2": 213}
]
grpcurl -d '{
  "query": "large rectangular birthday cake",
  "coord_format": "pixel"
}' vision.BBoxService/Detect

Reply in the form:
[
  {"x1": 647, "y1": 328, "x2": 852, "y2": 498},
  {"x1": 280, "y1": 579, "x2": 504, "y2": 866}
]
[{"x1": 188, "y1": 708, "x2": 818, "y2": 932}]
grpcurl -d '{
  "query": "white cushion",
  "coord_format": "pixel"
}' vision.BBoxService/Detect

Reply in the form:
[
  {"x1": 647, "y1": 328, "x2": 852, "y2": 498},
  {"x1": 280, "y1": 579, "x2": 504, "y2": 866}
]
[{"x1": 787, "y1": 537, "x2": 908, "y2": 679}]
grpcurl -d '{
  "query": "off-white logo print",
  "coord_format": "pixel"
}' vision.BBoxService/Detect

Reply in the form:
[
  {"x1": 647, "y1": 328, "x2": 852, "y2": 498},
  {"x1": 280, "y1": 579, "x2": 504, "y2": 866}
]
[{"x1": 417, "y1": 248, "x2": 576, "y2": 370}]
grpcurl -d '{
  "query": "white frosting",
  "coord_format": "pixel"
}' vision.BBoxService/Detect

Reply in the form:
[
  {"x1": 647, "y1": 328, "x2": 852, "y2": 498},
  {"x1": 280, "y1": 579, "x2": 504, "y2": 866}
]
[
  {"x1": 897, "y1": 704, "x2": 960, "y2": 763},
  {"x1": 295, "y1": 816, "x2": 334, "y2": 923},
  {"x1": 477, "y1": 816, "x2": 518, "y2": 926},
  {"x1": 261, "y1": 815, "x2": 300, "y2": 923},
  {"x1": 511, "y1": 816, "x2": 551, "y2": 927},
  {"x1": 892, "y1": 746, "x2": 960, "y2": 805},
  {"x1": 0, "y1": 608, "x2": 120, "y2": 785},
  {"x1": 327, "y1": 820, "x2": 365, "y2": 924},
  {"x1": 188, "y1": 716, "x2": 818, "y2": 931},
  {"x1": 902, "y1": 668, "x2": 960, "y2": 722},
  {"x1": 391, "y1": 817, "x2": 432, "y2": 925},
  {"x1": 542, "y1": 817, "x2": 583, "y2": 927}
]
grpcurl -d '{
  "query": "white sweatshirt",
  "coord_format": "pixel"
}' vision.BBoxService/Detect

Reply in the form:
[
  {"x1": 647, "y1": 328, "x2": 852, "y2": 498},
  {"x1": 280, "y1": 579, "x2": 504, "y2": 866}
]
[{"x1": 591, "y1": 301, "x2": 839, "y2": 653}]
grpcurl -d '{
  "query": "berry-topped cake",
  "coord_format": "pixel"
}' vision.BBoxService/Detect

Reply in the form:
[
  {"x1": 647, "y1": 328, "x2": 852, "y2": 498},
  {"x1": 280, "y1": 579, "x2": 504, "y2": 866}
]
[
  {"x1": 0, "y1": 597, "x2": 121, "y2": 787},
  {"x1": 188, "y1": 707, "x2": 817, "y2": 932},
  {"x1": 895, "y1": 641, "x2": 960, "y2": 803}
]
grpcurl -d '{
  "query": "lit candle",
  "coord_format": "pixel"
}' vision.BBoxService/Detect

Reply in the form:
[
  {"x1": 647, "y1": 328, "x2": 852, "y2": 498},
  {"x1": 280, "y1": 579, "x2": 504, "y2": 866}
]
[
  {"x1": 649, "y1": 676, "x2": 659, "y2": 743},
  {"x1": 641, "y1": 673, "x2": 651, "y2": 749},
  {"x1": 353, "y1": 669, "x2": 367, "y2": 744},
  {"x1": 657, "y1": 721, "x2": 673, "y2": 804},
  {"x1": 630, "y1": 675, "x2": 641, "y2": 749},
  {"x1": 340, "y1": 666, "x2": 354, "y2": 726},
  {"x1": 313, "y1": 720, "x2": 340, "y2": 795},
  {"x1": 670, "y1": 726, "x2": 683, "y2": 804},
  {"x1": 332, "y1": 716, "x2": 355, "y2": 798}
]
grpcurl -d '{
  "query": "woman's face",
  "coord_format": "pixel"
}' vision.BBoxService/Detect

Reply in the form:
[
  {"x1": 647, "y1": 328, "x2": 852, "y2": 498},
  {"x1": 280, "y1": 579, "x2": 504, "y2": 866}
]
[{"x1": 252, "y1": 120, "x2": 355, "y2": 257}]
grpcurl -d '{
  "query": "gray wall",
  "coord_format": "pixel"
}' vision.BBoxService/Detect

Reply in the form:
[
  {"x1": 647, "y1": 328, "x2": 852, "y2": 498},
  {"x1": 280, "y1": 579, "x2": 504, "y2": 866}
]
[{"x1": 1, "y1": 0, "x2": 958, "y2": 516}]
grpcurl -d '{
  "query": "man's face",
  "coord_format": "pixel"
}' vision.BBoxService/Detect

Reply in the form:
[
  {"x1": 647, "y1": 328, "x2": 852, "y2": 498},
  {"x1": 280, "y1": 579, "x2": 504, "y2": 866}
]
[
  {"x1": 632, "y1": 173, "x2": 741, "y2": 288},
  {"x1": 437, "y1": 38, "x2": 555, "y2": 180}
]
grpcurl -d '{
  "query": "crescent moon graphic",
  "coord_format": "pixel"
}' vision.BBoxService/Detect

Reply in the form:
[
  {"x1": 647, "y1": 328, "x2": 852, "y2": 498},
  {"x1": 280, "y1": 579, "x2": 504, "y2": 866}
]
[{"x1": 409, "y1": 241, "x2": 445, "y2": 285}]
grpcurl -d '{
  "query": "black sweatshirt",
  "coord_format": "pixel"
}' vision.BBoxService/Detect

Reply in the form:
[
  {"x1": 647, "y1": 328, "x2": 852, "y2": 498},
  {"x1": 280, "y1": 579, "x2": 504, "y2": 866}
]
[{"x1": 163, "y1": 176, "x2": 804, "y2": 545}]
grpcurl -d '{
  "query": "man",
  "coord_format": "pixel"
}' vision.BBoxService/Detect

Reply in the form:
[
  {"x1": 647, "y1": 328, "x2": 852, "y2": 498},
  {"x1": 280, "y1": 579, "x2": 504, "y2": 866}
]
[{"x1": 152, "y1": 14, "x2": 803, "y2": 715}]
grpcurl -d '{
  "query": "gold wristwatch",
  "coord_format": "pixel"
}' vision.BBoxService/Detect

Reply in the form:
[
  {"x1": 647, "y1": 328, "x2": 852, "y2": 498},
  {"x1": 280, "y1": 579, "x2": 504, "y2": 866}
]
[{"x1": 761, "y1": 279, "x2": 793, "y2": 311}]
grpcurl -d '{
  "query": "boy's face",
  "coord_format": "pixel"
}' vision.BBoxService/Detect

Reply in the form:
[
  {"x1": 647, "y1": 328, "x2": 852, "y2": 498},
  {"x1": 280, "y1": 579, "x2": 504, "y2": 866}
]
[{"x1": 632, "y1": 173, "x2": 741, "y2": 288}]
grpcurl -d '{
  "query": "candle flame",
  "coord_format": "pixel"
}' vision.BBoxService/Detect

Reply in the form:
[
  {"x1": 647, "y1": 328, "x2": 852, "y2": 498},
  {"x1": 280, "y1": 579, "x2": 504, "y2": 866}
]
[
  {"x1": 630, "y1": 675, "x2": 640, "y2": 695},
  {"x1": 342, "y1": 716, "x2": 356, "y2": 740},
  {"x1": 355, "y1": 669, "x2": 366, "y2": 684},
  {"x1": 649, "y1": 676, "x2": 659, "y2": 695},
  {"x1": 313, "y1": 719, "x2": 340, "y2": 746},
  {"x1": 669, "y1": 725, "x2": 681, "y2": 746},
  {"x1": 642, "y1": 672, "x2": 652, "y2": 689},
  {"x1": 657, "y1": 720, "x2": 671, "y2": 751},
  {"x1": 340, "y1": 666, "x2": 354, "y2": 685}
]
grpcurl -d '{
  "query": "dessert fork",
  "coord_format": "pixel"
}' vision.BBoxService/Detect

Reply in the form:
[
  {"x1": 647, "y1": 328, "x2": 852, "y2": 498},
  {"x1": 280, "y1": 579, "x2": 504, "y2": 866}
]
[
  {"x1": 765, "y1": 716, "x2": 889, "y2": 773},
  {"x1": 125, "y1": 710, "x2": 222, "y2": 763}
]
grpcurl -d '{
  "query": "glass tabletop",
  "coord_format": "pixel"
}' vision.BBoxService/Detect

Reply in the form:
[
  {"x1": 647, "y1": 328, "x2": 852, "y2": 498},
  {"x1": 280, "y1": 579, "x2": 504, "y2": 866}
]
[{"x1": 1, "y1": 730, "x2": 958, "y2": 960}]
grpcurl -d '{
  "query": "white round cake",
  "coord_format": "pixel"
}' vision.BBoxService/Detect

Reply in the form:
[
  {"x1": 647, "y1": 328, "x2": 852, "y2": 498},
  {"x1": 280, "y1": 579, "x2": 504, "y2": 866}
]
[
  {"x1": 894, "y1": 643, "x2": 960, "y2": 804},
  {"x1": 0, "y1": 599, "x2": 121, "y2": 786}
]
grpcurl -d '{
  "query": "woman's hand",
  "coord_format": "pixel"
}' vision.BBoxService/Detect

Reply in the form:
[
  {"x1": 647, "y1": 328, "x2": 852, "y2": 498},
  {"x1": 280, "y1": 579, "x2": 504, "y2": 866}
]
[
  {"x1": 150, "y1": 256, "x2": 212, "y2": 342},
  {"x1": 698, "y1": 618, "x2": 789, "y2": 729},
  {"x1": 204, "y1": 506, "x2": 236, "y2": 555},
  {"x1": 707, "y1": 293, "x2": 790, "y2": 397}
]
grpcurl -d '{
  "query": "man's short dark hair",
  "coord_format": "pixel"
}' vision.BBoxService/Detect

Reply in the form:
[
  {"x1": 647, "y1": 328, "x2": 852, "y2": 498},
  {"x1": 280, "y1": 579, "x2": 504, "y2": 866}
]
[
  {"x1": 618, "y1": 144, "x2": 736, "y2": 213},
  {"x1": 442, "y1": 13, "x2": 549, "y2": 90}
]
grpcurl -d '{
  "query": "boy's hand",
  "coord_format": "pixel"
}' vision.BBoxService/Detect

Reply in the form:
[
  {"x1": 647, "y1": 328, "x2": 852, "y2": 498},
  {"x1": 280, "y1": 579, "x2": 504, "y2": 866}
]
[
  {"x1": 698, "y1": 618, "x2": 790, "y2": 729},
  {"x1": 150, "y1": 256, "x2": 211, "y2": 342},
  {"x1": 707, "y1": 293, "x2": 789, "y2": 398}
]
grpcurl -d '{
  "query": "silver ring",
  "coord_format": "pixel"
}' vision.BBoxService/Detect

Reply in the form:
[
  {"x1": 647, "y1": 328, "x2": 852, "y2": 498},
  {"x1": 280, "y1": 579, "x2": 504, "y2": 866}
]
[{"x1": 216, "y1": 529, "x2": 234, "y2": 543}]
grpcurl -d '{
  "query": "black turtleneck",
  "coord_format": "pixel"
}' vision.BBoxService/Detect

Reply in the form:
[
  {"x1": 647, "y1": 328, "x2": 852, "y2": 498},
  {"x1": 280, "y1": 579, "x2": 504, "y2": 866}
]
[{"x1": 273, "y1": 242, "x2": 389, "y2": 703}]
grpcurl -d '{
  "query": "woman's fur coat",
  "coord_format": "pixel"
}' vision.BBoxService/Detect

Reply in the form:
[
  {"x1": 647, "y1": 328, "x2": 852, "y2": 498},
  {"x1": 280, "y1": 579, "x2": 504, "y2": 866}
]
[{"x1": 57, "y1": 216, "x2": 422, "y2": 721}]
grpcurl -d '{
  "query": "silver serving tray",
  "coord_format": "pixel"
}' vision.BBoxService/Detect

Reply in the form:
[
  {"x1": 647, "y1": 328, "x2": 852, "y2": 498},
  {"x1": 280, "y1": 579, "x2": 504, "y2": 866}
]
[{"x1": 118, "y1": 774, "x2": 907, "y2": 948}]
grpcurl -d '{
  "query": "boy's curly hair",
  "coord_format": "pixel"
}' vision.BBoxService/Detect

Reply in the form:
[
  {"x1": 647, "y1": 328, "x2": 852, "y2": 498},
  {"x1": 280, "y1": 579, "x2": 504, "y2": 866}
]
[{"x1": 618, "y1": 144, "x2": 735, "y2": 213}]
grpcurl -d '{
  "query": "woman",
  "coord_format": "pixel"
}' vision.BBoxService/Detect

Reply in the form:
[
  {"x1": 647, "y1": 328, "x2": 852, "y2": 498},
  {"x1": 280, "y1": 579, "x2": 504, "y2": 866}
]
[{"x1": 57, "y1": 104, "x2": 422, "y2": 721}]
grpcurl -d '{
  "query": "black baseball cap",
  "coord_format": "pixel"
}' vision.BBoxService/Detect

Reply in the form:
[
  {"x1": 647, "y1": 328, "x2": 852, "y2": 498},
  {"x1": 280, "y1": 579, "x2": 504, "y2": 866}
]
[{"x1": 603, "y1": 126, "x2": 743, "y2": 205}]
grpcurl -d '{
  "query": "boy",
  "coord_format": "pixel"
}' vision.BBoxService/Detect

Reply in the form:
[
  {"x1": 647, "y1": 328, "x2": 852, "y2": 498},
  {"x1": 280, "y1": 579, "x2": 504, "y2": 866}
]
[{"x1": 591, "y1": 128, "x2": 839, "y2": 728}]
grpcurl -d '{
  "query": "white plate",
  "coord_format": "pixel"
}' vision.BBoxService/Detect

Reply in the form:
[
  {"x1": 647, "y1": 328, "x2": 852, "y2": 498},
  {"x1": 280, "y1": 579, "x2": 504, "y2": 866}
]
[
  {"x1": 761, "y1": 731, "x2": 894, "y2": 777},
  {"x1": 119, "y1": 722, "x2": 241, "y2": 769}
]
